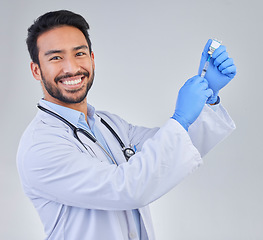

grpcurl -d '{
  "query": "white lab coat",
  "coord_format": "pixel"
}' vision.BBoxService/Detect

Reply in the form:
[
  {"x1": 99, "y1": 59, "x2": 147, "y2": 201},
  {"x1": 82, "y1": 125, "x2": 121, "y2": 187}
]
[{"x1": 16, "y1": 102, "x2": 235, "y2": 240}]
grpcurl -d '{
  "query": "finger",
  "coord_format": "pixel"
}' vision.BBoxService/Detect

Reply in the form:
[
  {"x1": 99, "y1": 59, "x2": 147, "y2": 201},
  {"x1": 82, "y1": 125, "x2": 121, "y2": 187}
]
[
  {"x1": 214, "y1": 51, "x2": 229, "y2": 67},
  {"x1": 212, "y1": 45, "x2": 226, "y2": 59},
  {"x1": 201, "y1": 39, "x2": 212, "y2": 58},
  {"x1": 226, "y1": 72, "x2": 236, "y2": 78},
  {"x1": 204, "y1": 88, "x2": 213, "y2": 98},
  {"x1": 184, "y1": 75, "x2": 199, "y2": 86},
  {"x1": 203, "y1": 39, "x2": 212, "y2": 54},
  {"x1": 195, "y1": 77, "x2": 209, "y2": 89},
  {"x1": 218, "y1": 58, "x2": 234, "y2": 72},
  {"x1": 196, "y1": 77, "x2": 209, "y2": 90},
  {"x1": 222, "y1": 65, "x2": 237, "y2": 76},
  {"x1": 190, "y1": 75, "x2": 204, "y2": 83},
  {"x1": 221, "y1": 65, "x2": 236, "y2": 74},
  {"x1": 200, "y1": 77, "x2": 209, "y2": 85}
]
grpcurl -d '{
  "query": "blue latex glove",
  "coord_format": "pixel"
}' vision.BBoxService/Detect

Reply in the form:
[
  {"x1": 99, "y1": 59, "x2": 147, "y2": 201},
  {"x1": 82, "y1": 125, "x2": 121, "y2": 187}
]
[
  {"x1": 172, "y1": 75, "x2": 213, "y2": 131},
  {"x1": 198, "y1": 39, "x2": 237, "y2": 104}
]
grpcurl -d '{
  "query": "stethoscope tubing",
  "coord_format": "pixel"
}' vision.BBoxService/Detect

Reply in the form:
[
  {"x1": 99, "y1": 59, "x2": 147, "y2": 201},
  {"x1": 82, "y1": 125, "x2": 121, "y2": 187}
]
[{"x1": 37, "y1": 104, "x2": 133, "y2": 165}]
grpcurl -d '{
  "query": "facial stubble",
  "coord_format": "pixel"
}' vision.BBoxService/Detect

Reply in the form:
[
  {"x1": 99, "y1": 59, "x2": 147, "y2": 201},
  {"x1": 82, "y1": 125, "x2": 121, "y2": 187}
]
[{"x1": 40, "y1": 69, "x2": 95, "y2": 104}]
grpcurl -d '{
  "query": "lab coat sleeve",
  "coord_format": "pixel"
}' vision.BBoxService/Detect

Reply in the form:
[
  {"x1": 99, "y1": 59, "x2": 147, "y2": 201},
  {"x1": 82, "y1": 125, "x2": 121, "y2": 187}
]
[
  {"x1": 98, "y1": 103, "x2": 235, "y2": 158},
  {"x1": 188, "y1": 103, "x2": 236, "y2": 157},
  {"x1": 18, "y1": 118, "x2": 202, "y2": 211},
  {"x1": 96, "y1": 110, "x2": 159, "y2": 151}
]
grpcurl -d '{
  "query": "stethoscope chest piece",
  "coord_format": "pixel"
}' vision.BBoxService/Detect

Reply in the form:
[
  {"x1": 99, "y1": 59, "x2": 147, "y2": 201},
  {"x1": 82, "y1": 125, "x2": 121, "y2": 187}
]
[
  {"x1": 37, "y1": 104, "x2": 136, "y2": 163},
  {"x1": 123, "y1": 147, "x2": 135, "y2": 161}
]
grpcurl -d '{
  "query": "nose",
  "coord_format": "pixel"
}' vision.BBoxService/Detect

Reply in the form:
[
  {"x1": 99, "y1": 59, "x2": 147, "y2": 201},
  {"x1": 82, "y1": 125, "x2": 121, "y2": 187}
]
[{"x1": 62, "y1": 56, "x2": 80, "y2": 74}]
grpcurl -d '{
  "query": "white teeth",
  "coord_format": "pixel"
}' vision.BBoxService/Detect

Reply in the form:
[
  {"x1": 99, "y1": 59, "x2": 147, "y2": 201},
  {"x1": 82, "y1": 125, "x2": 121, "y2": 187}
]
[{"x1": 63, "y1": 78, "x2": 82, "y2": 85}]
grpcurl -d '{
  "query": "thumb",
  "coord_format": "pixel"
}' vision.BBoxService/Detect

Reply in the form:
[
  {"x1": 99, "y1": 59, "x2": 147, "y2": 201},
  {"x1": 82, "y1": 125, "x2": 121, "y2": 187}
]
[
  {"x1": 199, "y1": 39, "x2": 212, "y2": 74},
  {"x1": 200, "y1": 39, "x2": 212, "y2": 62},
  {"x1": 202, "y1": 39, "x2": 212, "y2": 58}
]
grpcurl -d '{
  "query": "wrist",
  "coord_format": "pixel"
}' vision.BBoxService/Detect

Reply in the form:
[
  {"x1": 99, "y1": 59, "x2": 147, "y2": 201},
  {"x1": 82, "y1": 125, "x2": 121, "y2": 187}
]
[
  {"x1": 209, "y1": 95, "x2": 220, "y2": 105},
  {"x1": 171, "y1": 113, "x2": 189, "y2": 131},
  {"x1": 206, "y1": 91, "x2": 219, "y2": 105}
]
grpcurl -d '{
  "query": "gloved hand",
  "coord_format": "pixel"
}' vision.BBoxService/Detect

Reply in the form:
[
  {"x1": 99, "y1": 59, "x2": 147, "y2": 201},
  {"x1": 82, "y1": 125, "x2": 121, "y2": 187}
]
[
  {"x1": 172, "y1": 75, "x2": 213, "y2": 131},
  {"x1": 198, "y1": 39, "x2": 237, "y2": 104}
]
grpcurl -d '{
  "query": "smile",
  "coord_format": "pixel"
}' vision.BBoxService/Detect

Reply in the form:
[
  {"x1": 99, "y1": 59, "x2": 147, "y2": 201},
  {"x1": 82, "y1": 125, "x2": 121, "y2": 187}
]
[
  {"x1": 63, "y1": 78, "x2": 82, "y2": 85},
  {"x1": 59, "y1": 76, "x2": 85, "y2": 87}
]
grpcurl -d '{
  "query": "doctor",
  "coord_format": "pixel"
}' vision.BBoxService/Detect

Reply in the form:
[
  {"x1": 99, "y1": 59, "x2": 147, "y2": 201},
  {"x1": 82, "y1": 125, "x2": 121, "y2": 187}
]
[{"x1": 17, "y1": 10, "x2": 236, "y2": 240}]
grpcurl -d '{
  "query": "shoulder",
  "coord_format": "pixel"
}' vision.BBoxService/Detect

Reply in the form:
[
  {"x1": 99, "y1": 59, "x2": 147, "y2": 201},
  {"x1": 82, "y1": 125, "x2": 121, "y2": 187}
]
[
  {"x1": 95, "y1": 110, "x2": 130, "y2": 129},
  {"x1": 18, "y1": 110, "x2": 71, "y2": 154}
]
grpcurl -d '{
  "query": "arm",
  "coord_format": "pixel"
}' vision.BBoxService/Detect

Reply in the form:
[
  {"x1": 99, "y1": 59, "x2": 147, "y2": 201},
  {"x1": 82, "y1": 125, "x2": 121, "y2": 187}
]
[
  {"x1": 188, "y1": 103, "x2": 236, "y2": 157},
  {"x1": 188, "y1": 39, "x2": 237, "y2": 156},
  {"x1": 18, "y1": 74, "x2": 210, "y2": 211},
  {"x1": 19, "y1": 118, "x2": 202, "y2": 211},
  {"x1": 97, "y1": 110, "x2": 159, "y2": 152}
]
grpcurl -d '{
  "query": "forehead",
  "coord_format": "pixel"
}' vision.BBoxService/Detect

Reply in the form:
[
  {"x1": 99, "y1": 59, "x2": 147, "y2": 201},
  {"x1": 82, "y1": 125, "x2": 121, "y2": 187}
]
[{"x1": 37, "y1": 26, "x2": 89, "y2": 54}]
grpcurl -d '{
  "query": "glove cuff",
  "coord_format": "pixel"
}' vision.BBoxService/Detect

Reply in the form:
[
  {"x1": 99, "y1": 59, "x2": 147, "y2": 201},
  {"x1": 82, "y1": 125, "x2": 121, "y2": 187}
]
[
  {"x1": 171, "y1": 113, "x2": 190, "y2": 131},
  {"x1": 206, "y1": 91, "x2": 219, "y2": 105},
  {"x1": 207, "y1": 95, "x2": 220, "y2": 105}
]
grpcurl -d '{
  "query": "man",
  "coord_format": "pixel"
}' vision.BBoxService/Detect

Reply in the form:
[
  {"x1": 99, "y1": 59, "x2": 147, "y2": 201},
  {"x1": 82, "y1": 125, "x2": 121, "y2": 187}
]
[{"x1": 17, "y1": 10, "x2": 236, "y2": 240}]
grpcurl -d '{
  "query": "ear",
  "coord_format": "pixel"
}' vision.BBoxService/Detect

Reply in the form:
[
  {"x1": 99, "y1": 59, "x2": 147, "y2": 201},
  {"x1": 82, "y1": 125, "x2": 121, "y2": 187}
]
[
  {"x1": 91, "y1": 51, "x2": 95, "y2": 70},
  {"x1": 30, "y1": 62, "x2": 42, "y2": 81}
]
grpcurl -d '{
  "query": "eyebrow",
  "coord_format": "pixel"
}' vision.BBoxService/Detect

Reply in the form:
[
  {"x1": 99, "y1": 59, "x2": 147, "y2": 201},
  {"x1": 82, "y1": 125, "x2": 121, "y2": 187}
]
[
  {"x1": 44, "y1": 49, "x2": 64, "y2": 56},
  {"x1": 44, "y1": 45, "x2": 89, "y2": 56},
  {"x1": 73, "y1": 45, "x2": 89, "y2": 51}
]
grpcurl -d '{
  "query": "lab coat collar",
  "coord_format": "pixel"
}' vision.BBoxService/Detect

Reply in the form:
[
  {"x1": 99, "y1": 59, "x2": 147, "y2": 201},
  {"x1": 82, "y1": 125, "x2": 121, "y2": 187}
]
[{"x1": 39, "y1": 99, "x2": 96, "y2": 128}]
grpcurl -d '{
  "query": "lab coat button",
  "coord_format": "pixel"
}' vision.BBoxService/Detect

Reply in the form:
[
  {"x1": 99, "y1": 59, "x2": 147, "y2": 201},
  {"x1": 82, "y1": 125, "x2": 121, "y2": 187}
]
[{"x1": 129, "y1": 232, "x2": 137, "y2": 239}]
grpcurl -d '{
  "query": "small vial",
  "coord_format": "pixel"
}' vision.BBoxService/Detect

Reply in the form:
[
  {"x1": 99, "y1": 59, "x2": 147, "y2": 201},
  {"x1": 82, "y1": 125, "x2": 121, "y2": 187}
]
[{"x1": 208, "y1": 39, "x2": 222, "y2": 55}]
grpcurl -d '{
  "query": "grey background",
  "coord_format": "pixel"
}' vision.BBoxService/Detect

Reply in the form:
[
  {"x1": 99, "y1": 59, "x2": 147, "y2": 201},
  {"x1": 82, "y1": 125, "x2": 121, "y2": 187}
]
[{"x1": 1, "y1": 0, "x2": 262, "y2": 239}]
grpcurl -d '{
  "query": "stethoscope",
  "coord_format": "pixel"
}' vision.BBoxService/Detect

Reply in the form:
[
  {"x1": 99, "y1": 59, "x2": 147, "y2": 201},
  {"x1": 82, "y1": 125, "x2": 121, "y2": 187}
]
[{"x1": 37, "y1": 104, "x2": 135, "y2": 165}]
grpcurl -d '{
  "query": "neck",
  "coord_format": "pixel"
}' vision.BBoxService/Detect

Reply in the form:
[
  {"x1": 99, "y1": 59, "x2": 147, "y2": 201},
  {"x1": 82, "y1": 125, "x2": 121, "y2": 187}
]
[{"x1": 44, "y1": 97, "x2": 88, "y2": 121}]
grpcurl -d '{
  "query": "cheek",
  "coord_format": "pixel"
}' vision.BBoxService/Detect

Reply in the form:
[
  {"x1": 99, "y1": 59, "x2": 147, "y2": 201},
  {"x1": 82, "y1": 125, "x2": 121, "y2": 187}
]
[
  {"x1": 79, "y1": 58, "x2": 94, "y2": 71},
  {"x1": 41, "y1": 64, "x2": 61, "y2": 81}
]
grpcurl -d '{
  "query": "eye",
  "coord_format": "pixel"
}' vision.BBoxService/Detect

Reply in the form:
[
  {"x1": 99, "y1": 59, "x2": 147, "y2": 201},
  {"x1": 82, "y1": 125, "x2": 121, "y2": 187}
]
[
  {"x1": 76, "y1": 52, "x2": 86, "y2": 57},
  {"x1": 49, "y1": 56, "x2": 62, "y2": 61}
]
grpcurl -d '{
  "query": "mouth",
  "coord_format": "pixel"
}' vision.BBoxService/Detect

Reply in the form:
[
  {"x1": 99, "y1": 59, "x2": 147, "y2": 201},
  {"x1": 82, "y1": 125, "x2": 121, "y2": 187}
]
[{"x1": 59, "y1": 75, "x2": 85, "y2": 89}]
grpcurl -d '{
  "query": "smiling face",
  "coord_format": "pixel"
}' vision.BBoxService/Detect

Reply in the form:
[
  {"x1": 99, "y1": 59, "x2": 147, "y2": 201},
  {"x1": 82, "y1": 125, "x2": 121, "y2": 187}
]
[{"x1": 31, "y1": 25, "x2": 95, "y2": 108}]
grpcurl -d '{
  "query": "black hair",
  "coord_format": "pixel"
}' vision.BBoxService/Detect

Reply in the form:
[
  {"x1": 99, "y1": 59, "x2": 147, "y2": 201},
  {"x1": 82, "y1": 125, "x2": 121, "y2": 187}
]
[{"x1": 26, "y1": 10, "x2": 92, "y2": 64}]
